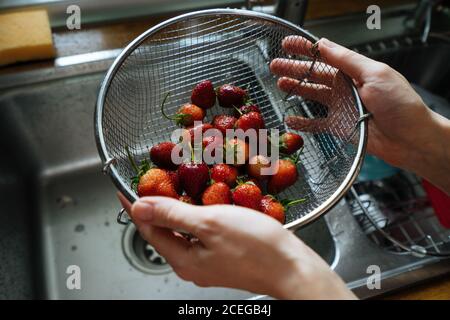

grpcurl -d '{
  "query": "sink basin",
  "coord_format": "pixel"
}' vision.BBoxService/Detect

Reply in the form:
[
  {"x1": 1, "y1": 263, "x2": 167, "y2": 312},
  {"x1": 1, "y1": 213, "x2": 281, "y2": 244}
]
[
  {"x1": 0, "y1": 62, "x2": 336, "y2": 299},
  {"x1": 1, "y1": 33, "x2": 449, "y2": 300}
]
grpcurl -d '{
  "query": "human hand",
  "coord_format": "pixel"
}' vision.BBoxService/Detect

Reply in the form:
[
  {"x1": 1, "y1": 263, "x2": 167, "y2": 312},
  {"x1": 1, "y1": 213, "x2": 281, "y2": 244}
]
[
  {"x1": 270, "y1": 36, "x2": 450, "y2": 194},
  {"x1": 118, "y1": 193, "x2": 356, "y2": 300}
]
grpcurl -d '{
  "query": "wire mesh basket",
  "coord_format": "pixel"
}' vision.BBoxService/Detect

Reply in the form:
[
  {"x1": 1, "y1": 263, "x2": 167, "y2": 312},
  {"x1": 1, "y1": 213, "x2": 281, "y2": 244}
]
[{"x1": 95, "y1": 9, "x2": 368, "y2": 230}]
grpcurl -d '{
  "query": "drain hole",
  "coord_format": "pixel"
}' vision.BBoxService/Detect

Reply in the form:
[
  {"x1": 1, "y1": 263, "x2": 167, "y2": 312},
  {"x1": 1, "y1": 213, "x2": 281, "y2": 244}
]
[
  {"x1": 143, "y1": 243, "x2": 166, "y2": 265},
  {"x1": 122, "y1": 224, "x2": 172, "y2": 274}
]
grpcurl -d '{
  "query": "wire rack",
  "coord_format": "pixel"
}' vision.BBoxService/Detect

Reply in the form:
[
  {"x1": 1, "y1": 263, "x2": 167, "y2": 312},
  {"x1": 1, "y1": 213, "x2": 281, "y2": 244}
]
[
  {"x1": 96, "y1": 9, "x2": 368, "y2": 230},
  {"x1": 349, "y1": 172, "x2": 450, "y2": 257}
]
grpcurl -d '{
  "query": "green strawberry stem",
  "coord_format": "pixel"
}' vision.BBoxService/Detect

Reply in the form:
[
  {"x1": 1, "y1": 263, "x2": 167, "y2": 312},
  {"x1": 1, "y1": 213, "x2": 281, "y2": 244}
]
[
  {"x1": 125, "y1": 145, "x2": 139, "y2": 174},
  {"x1": 233, "y1": 105, "x2": 242, "y2": 115},
  {"x1": 267, "y1": 135, "x2": 279, "y2": 147},
  {"x1": 187, "y1": 141, "x2": 199, "y2": 164},
  {"x1": 283, "y1": 198, "x2": 307, "y2": 208},
  {"x1": 160, "y1": 92, "x2": 174, "y2": 120},
  {"x1": 292, "y1": 146, "x2": 304, "y2": 164},
  {"x1": 190, "y1": 142, "x2": 195, "y2": 162},
  {"x1": 243, "y1": 97, "x2": 253, "y2": 105},
  {"x1": 160, "y1": 92, "x2": 190, "y2": 124}
]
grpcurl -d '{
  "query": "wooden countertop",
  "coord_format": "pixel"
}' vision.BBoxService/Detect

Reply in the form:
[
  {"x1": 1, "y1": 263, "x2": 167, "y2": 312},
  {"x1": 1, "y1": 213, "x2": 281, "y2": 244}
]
[
  {"x1": 1, "y1": 3, "x2": 449, "y2": 300},
  {"x1": 383, "y1": 276, "x2": 450, "y2": 300}
]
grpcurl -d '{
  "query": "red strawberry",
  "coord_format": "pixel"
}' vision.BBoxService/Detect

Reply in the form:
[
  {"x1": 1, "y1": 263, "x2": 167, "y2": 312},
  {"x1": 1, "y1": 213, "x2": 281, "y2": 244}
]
[
  {"x1": 179, "y1": 195, "x2": 195, "y2": 204},
  {"x1": 202, "y1": 135, "x2": 223, "y2": 159},
  {"x1": 216, "y1": 84, "x2": 248, "y2": 108},
  {"x1": 260, "y1": 195, "x2": 285, "y2": 223},
  {"x1": 210, "y1": 164, "x2": 238, "y2": 187},
  {"x1": 150, "y1": 142, "x2": 177, "y2": 169},
  {"x1": 202, "y1": 182, "x2": 232, "y2": 205},
  {"x1": 178, "y1": 103, "x2": 206, "y2": 126},
  {"x1": 137, "y1": 168, "x2": 178, "y2": 198},
  {"x1": 279, "y1": 132, "x2": 304, "y2": 155},
  {"x1": 247, "y1": 155, "x2": 272, "y2": 180},
  {"x1": 224, "y1": 138, "x2": 249, "y2": 166},
  {"x1": 186, "y1": 122, "x2": 213, "y2": 143},
  {"x1": 167, "y1": 170, "x2": 182, "y2": 194},
  {"x1": 234, "y1": 104, "x2": 261, "y2": 117},
  {"x1": 162, "y1": 102, "x2": 205, "y2": 127},
  {"x1": 202, "y1": 135, "x2": 216, "y2": 149},
  {"x1": 260, "y1": 195, "x2": 306, "y2": 223},
  {"x1": 186, "y1": 123, "x2": 213, "y2": 144},
  {"x1": 232, "y1": 182, "x2": 263, "y2": 211},
  {"x1": 235, "y1": 111, "x2": 265, "y2": 132},
  {"x1": 212, "y1": 114, "x2": 237, "y2": 135},
  {"x1": 191, "y1": 80, "x2": 216, "y2": 109},
  {"x1": 267, "y1": 159, "x2": 299, "y2": 194},
  {"x1": 178, "y1": 162, "x2": 210, "y2": 198}
]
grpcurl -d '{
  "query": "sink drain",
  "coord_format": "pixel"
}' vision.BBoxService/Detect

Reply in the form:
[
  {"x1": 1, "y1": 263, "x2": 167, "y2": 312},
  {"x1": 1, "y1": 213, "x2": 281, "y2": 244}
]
[{"x1": 122, "y1": 224, "x2": 172, "y2": 274}]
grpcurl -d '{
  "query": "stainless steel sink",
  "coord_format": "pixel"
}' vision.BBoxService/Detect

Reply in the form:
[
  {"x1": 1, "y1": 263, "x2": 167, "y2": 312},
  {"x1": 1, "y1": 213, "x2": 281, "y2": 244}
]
[
  {"x1": 0, "y1": 59, "x2": 336, "y2": 299},
  {"x1": 0, "y1": 34, "x2": 449, "y2": 300}
]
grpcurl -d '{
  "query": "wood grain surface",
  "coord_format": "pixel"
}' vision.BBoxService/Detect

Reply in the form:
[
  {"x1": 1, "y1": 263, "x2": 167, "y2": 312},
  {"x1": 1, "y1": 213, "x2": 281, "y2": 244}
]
[{"x1": 383, "y1": 275, "x2": 450, "y2": 300}]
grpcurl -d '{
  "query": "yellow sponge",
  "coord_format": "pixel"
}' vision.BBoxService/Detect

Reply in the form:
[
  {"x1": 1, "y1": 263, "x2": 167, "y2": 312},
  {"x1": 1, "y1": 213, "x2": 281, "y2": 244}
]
[{"x1": 0, "y1": 9, "x2": 55, "y2": 66}]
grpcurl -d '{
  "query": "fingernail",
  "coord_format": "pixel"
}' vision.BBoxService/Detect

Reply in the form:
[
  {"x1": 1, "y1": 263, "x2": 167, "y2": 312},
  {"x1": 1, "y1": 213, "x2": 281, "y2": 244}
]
[
  {"x1": 320, "y1": 38, "x2": 336, "y2": 48},
  {"x1": 132, "y1": 201, "x2": 154, "y2": 221}
]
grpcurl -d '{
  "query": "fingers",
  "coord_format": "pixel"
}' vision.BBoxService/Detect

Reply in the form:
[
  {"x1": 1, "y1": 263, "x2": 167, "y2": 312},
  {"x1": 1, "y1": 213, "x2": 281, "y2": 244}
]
[
  {"x1": 281, "y1": 35, "x2": 315, "y2": 56},
  {"x1": 130, "y1": 197, "x2": 202, "y2": 235},
  {"x1": 279, "y1": 36, "x2": 375, "y2": 84},
  {"x1": 285, "y1": 115, "x2": 328, "y2": 133},
  {"x1": 270, "y1": 59, "x2": 336, "y2": 86},
  {"x1": 316, "y1": 38, "x2": 372, "y2": 83},
  {"x1": 277, "y1": 77, "x2": 332, "y2": 106}
]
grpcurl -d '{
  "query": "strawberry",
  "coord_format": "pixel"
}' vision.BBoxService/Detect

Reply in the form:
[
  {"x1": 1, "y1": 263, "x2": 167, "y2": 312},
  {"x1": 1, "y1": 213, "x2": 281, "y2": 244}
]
[
  {"x1": 260, "y1": 195, "x2": 285, "y2": 223},
  {"x1": 202, "y1": 135, "x2": 223, "y2": 159},
  {"x1": 178, "y1": 162, "x2": 210, "y2": 198},
  {"x1": 186, "y1": 122, "x2": 213, "y2": 144},
  {"x1": 161, "y1": 92, "x2": 205, "y2": 127},
  {"x1": 191, "y1": 80, "x2": 216, "y2": 109},
  {"x1": 260, "y1": 195, "x2": 306, "y2": 224},
  {"x1": 179, "y1": 195, "x2": 195, "y2": 204},
  {"x1": 267, "y1": 159, "x2": 299, "y2": 194},
  {"x1": 210, "y1": 164, "x2": 238, "y2": 187},
  {"x1": 279, "y1": 132, "x2": 304, "y2": 155},
  {"x1": 202, "y1": 135, "x2": 216, "y2": 149},
  {"x1": 137, "y1": 168, "x2": 178, "y2": 198},
  {"x1": 247, "y1": 155, "x2": 272, "y2": 180},
  {"x1": 167, "y1": 170, "x2": 182, "y2": 194},
  {"x1": 224, "y1": 138, "x2": 249, "y2": 166},
  {"x1": 150, "y1": 142, "x2": 177, "y2": 169},
  {"x1": 185, "y1": 122, "x2": 213, "y2": 143},
  {"x1": 212, "y1": 114, "x2": 237, "y2": 135},
  {"x1": 216, "y1": 84, "x2": 248, "y2": 108},
  {"x1": 202, "y1": 182, "x2": 232, "y2": 205},
  {"x1": 175, "y1": 103, "x2": 206, "y2": 127},
  {"x1": 234, "y1": 104, "x2": 260, "y2": 117},
  {"x1": 232, "y1": 182, "x2": 263, "y2": 211},
  {"x1": 235, "y1": 111, "x2": 265, "y2": 132}
]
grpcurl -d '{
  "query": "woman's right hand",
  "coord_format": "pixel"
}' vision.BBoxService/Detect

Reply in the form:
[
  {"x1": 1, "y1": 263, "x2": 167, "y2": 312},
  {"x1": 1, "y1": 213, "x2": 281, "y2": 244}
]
[
  {"x1": 118, "y1": 194, "x2": 356, "y2": 300},
  {"x1": 270, "y1": 36, "x2": 450, "y2": 194}
]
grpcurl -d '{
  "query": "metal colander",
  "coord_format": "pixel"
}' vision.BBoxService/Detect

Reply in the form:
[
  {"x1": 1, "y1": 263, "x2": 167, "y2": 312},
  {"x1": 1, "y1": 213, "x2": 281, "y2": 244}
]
[{"x1": 95, "y1": 9, "x2": 368, "y2": 230}]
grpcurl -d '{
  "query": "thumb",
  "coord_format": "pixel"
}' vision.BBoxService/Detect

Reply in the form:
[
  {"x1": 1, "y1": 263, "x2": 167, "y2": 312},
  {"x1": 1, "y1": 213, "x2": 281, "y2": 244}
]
[
  {"x1": 131, "y1": 196, "x2": 202, "y2": 234},
  {"x1": 317, "y1": 38, "x2": 373, "y2": 83}
]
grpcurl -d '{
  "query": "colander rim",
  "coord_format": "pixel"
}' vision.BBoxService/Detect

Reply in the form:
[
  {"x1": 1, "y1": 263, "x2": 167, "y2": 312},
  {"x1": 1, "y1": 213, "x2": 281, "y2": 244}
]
[{"x1": 94, "y1": 8, "x2": 368, "y2": 230}]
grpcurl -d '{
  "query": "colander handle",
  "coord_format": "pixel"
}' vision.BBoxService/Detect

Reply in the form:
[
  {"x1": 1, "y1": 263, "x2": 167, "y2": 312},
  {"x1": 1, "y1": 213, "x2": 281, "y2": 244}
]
[{"x1": 117, "y1": 208, "x2": 132, "y2": 225}]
